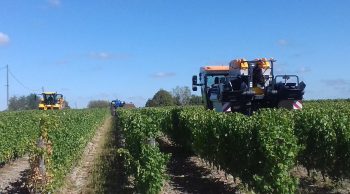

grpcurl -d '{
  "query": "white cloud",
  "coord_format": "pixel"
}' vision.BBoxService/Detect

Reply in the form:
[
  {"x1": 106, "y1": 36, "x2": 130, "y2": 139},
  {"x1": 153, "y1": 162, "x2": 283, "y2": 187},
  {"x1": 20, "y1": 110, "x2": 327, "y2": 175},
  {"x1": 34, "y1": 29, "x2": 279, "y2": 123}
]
[
  {"x1": 274, "y1": 62, "x2": 288, "y2": 74},
  {"x1": 151, "y1": 72, "x2": 176, "y2": 78},
  {"x1": 0, "y1": 32, "x2": 10, "y2": 45},
  {"x1": 297, "y1": 67, "x2": 311, "y2": 74},
  {"x1": 60, "y1": 88, "x2": 70, "y2": 92},
  {"x1": 89, "y1": 52, "x2": 113, "y2": 60},
  {"x1": 321, "y1": 79, "x2": 350, "y2": 86},
  {"x1": 127, "y1": 96, "x2": 146, "y2": 107},
  {"x1": 48, "y1": 0, "x2": 61, "y2": 7},
  {"x1": 320, "y1": 79, "x2": 350, "y2": 96},
  {"x1": 127, "y1": 96, "x2": 146, "y2": 101},
  {"x1": 277, "y1": 39, "x2": 288, "y2": 46},
  {"x1": 89, "y1": 52, "x2": 131, "y2": 61},
  {"x1": 56, "y1": 59, "x2": 69, "y2": 65}
]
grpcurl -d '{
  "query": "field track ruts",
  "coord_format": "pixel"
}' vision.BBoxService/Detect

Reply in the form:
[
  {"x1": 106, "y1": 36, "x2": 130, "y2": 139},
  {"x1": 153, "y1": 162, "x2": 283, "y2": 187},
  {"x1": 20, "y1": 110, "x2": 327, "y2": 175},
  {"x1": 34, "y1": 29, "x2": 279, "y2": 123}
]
[
  {"x1": 158, "y1": 136, "x2": 239, "y2": 194},
  {"x1": 58, "y1": 116, "x2": 112, "y2": 194},
  {"x1": 0, "y1": 156, "x2": 29, "y2": 193}
]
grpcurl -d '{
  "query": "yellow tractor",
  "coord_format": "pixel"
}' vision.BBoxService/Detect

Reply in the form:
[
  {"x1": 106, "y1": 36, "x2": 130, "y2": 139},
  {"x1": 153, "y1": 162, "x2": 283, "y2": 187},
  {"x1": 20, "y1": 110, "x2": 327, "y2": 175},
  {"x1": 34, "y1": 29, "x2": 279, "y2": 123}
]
[{"x1": 38, "y1": 92, "x2": 66, "y2": 110}]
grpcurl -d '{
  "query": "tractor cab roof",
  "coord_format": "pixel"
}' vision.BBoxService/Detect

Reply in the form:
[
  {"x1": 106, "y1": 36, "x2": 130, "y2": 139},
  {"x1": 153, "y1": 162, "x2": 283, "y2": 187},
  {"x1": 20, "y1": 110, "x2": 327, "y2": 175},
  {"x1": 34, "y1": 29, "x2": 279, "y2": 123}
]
[
  {"x1": 200, "y1": 66, "x2": 229, "y2": 75},
  {"x1": 42, "y1": 92, "x2": 57, "y2": 95}
]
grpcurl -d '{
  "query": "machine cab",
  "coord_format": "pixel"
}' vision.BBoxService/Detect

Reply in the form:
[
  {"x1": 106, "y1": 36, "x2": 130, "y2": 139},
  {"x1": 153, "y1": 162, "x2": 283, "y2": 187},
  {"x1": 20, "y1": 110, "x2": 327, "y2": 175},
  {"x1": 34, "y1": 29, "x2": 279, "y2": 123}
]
[
  {"x1": 39, "y1": 92, "x2": 65, "y2": 110},
  {"x1": 42, "y1": 92, "x2": 55, "y2": 105},
  {"x1": 192, "y1": 66, "x2": 229, "y2": 109}
]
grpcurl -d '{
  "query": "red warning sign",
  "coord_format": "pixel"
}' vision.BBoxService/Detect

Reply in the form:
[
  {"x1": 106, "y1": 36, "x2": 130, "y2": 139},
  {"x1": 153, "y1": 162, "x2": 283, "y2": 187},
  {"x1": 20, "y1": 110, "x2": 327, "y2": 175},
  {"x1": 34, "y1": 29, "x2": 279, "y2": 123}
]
[
  {"x1": 223, "y1": 102, "x2": 232, "y2": 112},
  {"x1": 293, "y1": 100, "x2": 303, "y2": 110}
]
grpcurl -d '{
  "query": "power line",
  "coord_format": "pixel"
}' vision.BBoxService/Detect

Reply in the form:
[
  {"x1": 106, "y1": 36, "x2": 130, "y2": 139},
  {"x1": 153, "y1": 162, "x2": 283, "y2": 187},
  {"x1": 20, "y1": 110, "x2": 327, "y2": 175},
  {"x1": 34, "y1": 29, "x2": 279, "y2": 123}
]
[{"x1": 8, "y1": 69, "x2": 40, "y2": 93}]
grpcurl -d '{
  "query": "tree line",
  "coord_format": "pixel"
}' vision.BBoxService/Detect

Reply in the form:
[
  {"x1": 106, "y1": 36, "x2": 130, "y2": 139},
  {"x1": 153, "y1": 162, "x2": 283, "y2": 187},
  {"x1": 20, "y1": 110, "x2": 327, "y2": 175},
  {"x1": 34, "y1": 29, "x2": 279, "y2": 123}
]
[
  {"x1": 145, "y1": 86, "x2": 202, "y2": 107},
  {"x1": 7, "y1": 93, "x2": 40, "y2": 111},
  {"x1": 88, "y1": 86, "x2": 203, "y2": 108},
  {"x1": 5, "y1": 86, "x2": 202, "y2": 111},
  {"x1": 6, "y1": 93, "x2": 70, "y2": 111}
]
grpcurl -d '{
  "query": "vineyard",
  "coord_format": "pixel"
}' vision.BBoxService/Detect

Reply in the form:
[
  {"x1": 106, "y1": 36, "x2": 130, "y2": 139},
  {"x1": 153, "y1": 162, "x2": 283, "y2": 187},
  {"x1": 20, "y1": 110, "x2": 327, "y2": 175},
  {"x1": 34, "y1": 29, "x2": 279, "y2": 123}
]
[
  {"x1": 0, "y1": 100, "x2": 350, "y2": 193},
  {"x1": 116, "y1": 100, "x2": 350, "y2": 193},
  {"x1": 0, "y1": 108, "x2": 108, "y2": 192}
]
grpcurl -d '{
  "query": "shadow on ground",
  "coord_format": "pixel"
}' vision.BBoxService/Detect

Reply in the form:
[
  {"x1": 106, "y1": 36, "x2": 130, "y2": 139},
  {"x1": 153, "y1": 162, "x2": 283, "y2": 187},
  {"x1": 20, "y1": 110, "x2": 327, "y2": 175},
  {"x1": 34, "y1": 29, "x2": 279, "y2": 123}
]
[
  {"x1": 2, "y1": 169, "x2": 30, "y2": 194},
  {"x1": 297, "y1": 177, "x2": 334, "y2": 194},
  {"x1": 158, "y1": 137, "x2": 237, "y2": 194}
]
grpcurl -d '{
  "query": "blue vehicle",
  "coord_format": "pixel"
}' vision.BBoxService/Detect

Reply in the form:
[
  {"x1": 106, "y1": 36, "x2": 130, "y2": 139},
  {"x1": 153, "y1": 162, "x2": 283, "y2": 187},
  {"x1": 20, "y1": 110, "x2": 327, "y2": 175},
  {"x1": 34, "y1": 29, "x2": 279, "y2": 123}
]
[{"x1": 110, "y1": 99, "x2": 125, "y2": 115}]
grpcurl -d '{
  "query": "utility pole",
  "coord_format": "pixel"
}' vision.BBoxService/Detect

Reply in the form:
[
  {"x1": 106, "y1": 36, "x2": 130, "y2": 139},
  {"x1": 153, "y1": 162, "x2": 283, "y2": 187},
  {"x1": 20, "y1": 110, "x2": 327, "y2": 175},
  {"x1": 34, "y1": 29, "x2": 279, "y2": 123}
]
[
  {"x1": 42, "y1": 86, "x2": 44, "y2": 92},
  {"x1": 6, "y1": 65, "x2": 9, "y2": 110}
]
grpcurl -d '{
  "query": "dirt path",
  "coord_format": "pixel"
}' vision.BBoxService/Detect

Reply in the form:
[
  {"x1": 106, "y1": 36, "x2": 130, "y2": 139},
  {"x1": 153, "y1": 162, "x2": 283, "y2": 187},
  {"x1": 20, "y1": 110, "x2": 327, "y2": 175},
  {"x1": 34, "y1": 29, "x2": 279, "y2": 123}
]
[
  {"x1": 158, "y1": 136, "x2": 239, "y2": 194},
  {"x1": 84, "y1": 115, "x2": 133, "y2": 193},
  {"x1": 58, "y1": 116, "x2": 112, "y2": 194},
  {"x1": 293, "y1": 166, "x2": 350, "y2": 194},
  {"x1": 0, "y1": 156, "x2": 30, "y2": 193}
]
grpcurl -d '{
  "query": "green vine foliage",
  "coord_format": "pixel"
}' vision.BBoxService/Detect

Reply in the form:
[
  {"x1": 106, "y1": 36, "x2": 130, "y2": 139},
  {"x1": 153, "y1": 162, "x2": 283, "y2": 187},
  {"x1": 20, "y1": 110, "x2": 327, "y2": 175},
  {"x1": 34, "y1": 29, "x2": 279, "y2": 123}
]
[
  {"x1": 0, "y1": 110, "x2": 40, "y2": 164},
  {"x1": 27, "y1": 109, "x2": 107, "y2": 191},
  {"x1": 2, "y1": 100, "x2": 349, "y2": 193},
  {"x1": 116, "y1": 108, "x2": 170, "y2": 194},
  {"x1": 294, "y1": 101, "x2": 350, "y2": 179},
  {"x1": 117, "y1": 106, "x2": 300, "y2": 193},
  {"x1": 117, "y1": 101, "x2": 350, "y2": 193},
  {"x1": 0, "y1": 109, "x2": 107, "y2": 191},
  {"x1": 28, "y1": 114, "x2": 57, "y2": 193},
  {"x1": 47, "y1": 108, "x2": 108, "y2": 190},
  {"x1": 170, "y1": 107, "x2": 299, "y2": 193},
  {"x1": 252, "y1": 109, "x2": 299, "y2": 193}
]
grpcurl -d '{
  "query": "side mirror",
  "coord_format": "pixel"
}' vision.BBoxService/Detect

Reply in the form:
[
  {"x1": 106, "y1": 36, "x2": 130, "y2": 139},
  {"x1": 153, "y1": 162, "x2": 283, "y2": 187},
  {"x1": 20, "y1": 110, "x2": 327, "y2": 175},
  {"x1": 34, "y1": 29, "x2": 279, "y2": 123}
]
[
  {"x1": 192, "y1": 75, "x2": 198, "y2": 91},
  {"x1": 299, "y1": 81, "x2": 306, "y2": 90},
  {"x1": 192, "y1": 75, "x2": 198, "y2": 85}
]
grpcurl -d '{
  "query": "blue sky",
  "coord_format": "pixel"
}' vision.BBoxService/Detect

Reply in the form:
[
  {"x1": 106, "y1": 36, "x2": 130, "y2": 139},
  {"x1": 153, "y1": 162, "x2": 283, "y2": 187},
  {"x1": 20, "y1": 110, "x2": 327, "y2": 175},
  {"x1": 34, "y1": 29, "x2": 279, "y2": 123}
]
[{"x1": 0, "y1": 0, "x2": 349, "y2": 109}]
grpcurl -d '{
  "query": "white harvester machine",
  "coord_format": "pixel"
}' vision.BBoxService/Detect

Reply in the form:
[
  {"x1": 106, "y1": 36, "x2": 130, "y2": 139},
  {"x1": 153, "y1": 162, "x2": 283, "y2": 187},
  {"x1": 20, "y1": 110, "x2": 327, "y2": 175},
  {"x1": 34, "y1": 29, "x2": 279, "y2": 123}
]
[{"x1": 192, "y1": 58, "x2": 306, "y2": 115}]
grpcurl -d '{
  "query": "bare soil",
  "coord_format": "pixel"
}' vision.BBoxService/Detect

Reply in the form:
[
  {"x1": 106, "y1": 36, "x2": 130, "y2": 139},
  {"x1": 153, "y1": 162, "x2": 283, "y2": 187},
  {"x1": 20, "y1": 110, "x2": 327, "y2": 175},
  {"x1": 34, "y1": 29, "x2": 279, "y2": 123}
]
[
  {"x1": 0, "y1": 156, "x2": 30, "y2": 193},
  {"x1": 58, "y1": 116, "x2": 112, "y2": 194},
  {"x1": 158, "y1": 136, "x2": 240, "y2": 194},
  {"x1": 85, "y1": 115, "x2": 133, "y2": 193},
  {"x1": 293, "y1": 166, "x2": 350, "y2": 194}
]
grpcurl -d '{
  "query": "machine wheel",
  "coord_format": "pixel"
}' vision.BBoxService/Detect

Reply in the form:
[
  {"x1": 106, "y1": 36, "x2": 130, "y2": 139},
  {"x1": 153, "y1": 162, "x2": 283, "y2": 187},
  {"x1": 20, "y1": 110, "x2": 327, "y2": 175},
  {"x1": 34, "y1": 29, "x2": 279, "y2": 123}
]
[
  {"x1": 244, "y1": 100, "x2": 253, "y2": 116},
  {"x1": 245, "y1": 107, "x2": 252, "y2": 116}
]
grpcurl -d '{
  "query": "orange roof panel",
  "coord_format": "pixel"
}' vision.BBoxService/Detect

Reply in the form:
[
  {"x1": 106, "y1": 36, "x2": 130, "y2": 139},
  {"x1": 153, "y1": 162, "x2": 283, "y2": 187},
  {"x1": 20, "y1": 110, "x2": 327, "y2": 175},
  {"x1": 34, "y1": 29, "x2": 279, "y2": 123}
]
[{"x1": 202, "y1": 66, "x2": 229, "y2": 71}]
